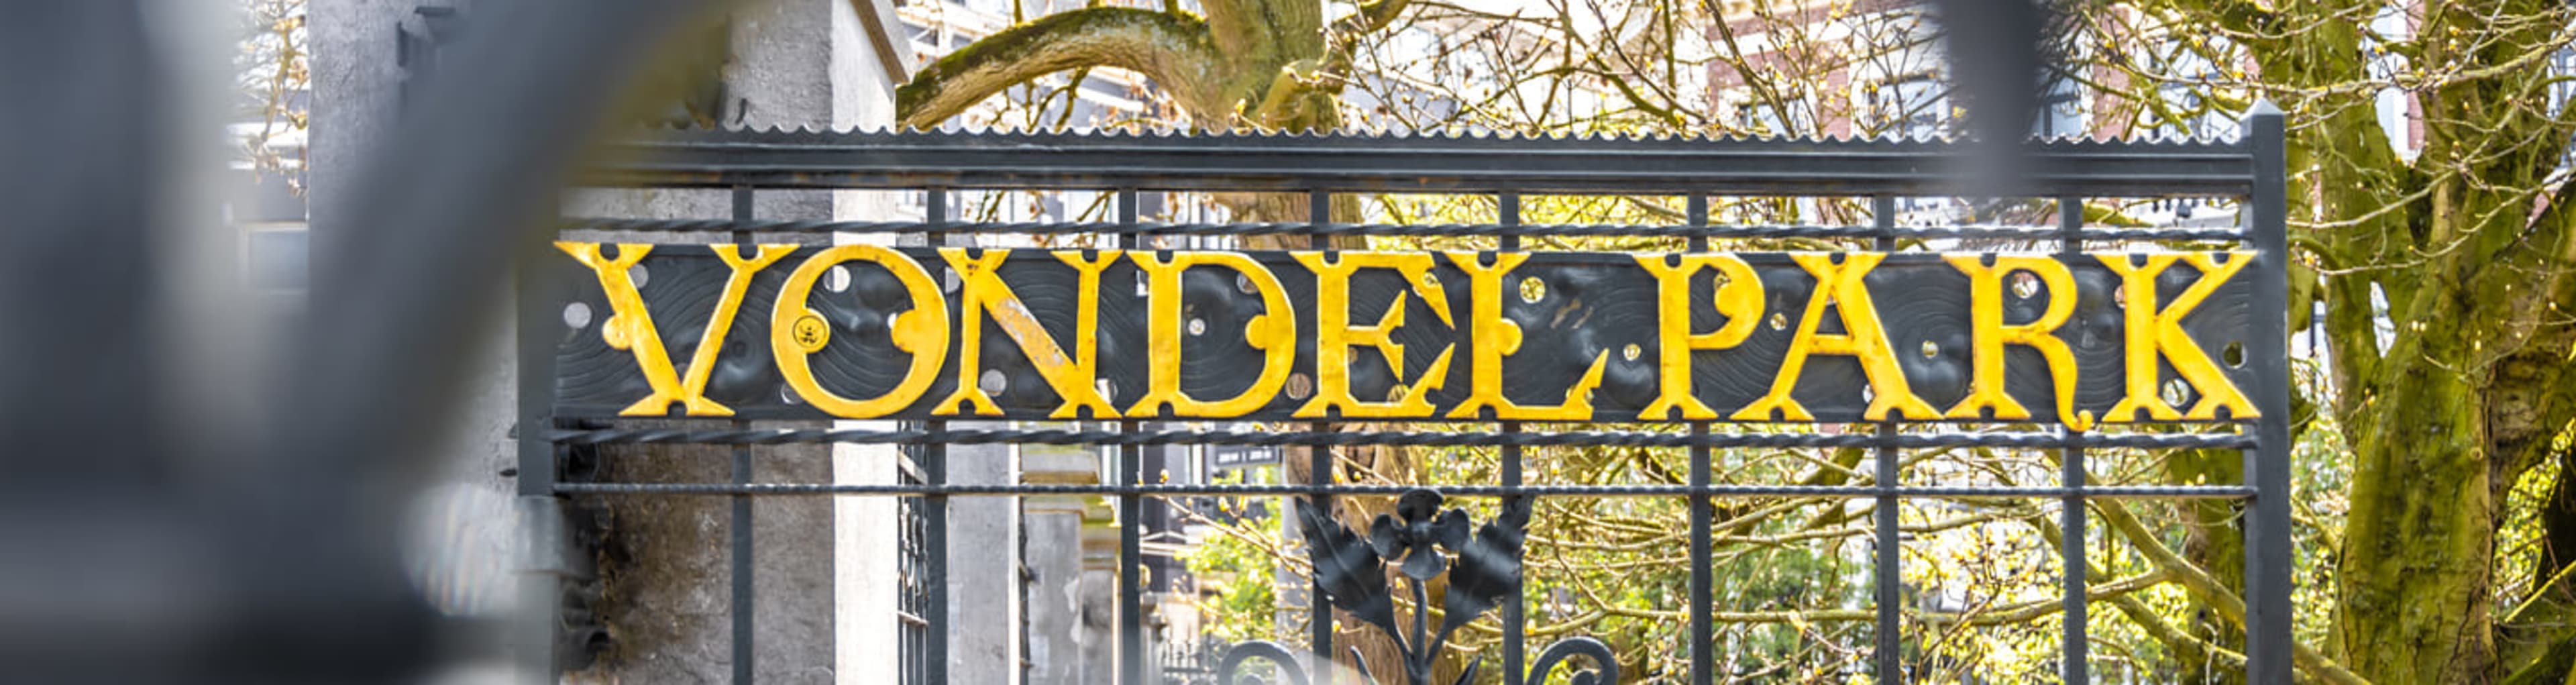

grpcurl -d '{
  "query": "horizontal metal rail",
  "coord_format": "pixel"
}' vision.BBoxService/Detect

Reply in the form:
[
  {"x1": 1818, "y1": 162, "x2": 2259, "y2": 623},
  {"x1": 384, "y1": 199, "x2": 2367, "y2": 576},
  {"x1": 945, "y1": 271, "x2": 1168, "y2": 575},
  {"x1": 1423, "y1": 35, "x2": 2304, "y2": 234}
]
[
  {"x1": 583, "y1": 128, "x2": 2256, "y2": 195},
  {"x1": 554, "y1": 482, "x2": 2256, "y2": 499},
  {"x1": 545, "y1": 427, "x2": 2252, "y2": 450},
  {"x1": 559, "y1": 217, "x2": 2251, "y2": 243}
]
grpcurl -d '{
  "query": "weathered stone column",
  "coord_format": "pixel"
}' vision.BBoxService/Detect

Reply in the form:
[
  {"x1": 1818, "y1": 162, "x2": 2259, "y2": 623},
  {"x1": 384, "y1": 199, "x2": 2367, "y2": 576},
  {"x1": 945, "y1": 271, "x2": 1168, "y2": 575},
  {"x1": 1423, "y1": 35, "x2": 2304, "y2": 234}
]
[
  {"x1": 947, "y1": 436, "x2": 1022, "y2": 683},
  {"x1": 317, "y1": 0, "x2": 909, "y2": 682},
  {"x1": 1023, "y1": 440, "x2": 1114, "y2": 684}
]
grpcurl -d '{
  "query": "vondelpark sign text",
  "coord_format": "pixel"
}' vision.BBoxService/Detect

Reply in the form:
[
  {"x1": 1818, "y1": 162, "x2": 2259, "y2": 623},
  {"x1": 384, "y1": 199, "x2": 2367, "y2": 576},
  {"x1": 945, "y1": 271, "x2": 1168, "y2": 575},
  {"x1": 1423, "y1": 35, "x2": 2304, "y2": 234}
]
[{"x1": 547, "y1": 242, "x2": 2259, "y2": 429}]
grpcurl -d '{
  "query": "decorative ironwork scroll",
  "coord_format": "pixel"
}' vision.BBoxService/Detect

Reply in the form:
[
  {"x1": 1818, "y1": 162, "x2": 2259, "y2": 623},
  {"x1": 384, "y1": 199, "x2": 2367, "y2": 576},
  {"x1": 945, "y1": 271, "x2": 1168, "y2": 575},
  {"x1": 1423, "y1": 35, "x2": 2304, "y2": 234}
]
[{"x1": 543, "y1": 246, "x2": 2259, "y2": 427}]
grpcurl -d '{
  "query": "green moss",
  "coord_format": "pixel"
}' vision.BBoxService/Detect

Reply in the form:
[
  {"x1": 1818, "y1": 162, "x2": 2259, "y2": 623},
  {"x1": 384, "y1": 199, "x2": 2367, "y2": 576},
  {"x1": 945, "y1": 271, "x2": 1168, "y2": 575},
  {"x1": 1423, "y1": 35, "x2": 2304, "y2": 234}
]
[{"x1": 895, "y1": 7, "x2": 1219, "y2": 125}]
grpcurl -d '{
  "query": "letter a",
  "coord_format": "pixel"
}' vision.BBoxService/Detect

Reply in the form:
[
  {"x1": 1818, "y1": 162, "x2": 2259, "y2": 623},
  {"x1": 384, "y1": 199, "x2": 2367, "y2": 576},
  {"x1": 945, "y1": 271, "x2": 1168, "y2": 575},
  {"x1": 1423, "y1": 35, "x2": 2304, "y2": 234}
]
[{"x1": 1733, "y1": 253, "x2": 1939, "y2": 421}]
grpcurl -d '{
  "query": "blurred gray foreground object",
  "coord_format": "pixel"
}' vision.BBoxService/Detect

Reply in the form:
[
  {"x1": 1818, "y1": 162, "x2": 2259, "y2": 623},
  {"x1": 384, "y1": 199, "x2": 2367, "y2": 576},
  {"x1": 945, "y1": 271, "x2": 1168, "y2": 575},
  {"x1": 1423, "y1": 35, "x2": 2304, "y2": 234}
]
[
  {"x1": 0, "y1": 0, "x2": 2052, "y2": 682},
  {"x1": 0, "y1": 1, "x2": 707, "y2": 682}
]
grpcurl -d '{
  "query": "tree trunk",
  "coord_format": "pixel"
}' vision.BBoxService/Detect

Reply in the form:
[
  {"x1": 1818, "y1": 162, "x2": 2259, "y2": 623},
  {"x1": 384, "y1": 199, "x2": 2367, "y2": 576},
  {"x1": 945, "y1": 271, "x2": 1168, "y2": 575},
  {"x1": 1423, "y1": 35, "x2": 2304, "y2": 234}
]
[{"x1": 2336, "y1": 291, "x2": 2501, "y2": 682}]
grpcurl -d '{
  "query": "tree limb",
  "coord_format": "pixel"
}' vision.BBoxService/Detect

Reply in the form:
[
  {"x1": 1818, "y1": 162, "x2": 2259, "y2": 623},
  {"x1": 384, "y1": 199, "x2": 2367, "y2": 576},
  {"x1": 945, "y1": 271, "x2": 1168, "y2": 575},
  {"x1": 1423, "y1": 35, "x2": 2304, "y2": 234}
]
[
  {"x1": 895, "y1": 7, "x2": 1230, "y2": 127},
  {"x1": 2094, "y1": 497, "x2": 2373, "y2": 685}
]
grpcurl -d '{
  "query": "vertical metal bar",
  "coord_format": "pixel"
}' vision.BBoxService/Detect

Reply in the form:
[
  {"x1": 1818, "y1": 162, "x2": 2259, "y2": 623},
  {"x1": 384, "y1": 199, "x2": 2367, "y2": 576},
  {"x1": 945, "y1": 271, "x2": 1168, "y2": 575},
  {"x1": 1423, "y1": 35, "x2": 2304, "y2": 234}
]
[
  {"x1": 516, "y1": 201, "x2": 565, "y2": 684},
  {"x1": 2243, "y1": 102, "x2": 2294, "y2": 685},
  {"x1": 729, "y1": 185, "x2": 756, "y2": 685},
  {"x1": 2058, "y1": 197, "x2": 2089, "y2": 685},
  {"x1": 924, "y1": 187, "x2": 951, "y2": 685},
  {"x1": 1119, "y1": 419, "x2": 1144, "y2": 685},
  {"x1": 1497, "y1": 191, "x2": 1525, "y2": 685},
  {"x1": 1686, "y1": 195, "x2": 1713, "y2": 685},
  {"x1": 1310, "y1": 425, "x2": 1336, "y2": 685},
  {"x1": 1871, "y1": 195, "x2": 1901, "y2": 685},
  {"x1": 1118, "y1": 189, "x2": 1147, "y2": 685},
  {"x1": 1307, "y1": 189, "x2": 1336, "y2": 685}
]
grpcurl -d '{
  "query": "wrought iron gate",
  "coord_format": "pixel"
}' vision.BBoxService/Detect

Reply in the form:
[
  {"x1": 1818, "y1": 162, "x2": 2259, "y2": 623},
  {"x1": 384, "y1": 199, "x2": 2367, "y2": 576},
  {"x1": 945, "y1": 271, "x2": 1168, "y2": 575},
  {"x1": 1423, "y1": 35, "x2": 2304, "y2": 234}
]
[{"x1": 523, "y1": 110, "x2": 2292, "y2": 684}]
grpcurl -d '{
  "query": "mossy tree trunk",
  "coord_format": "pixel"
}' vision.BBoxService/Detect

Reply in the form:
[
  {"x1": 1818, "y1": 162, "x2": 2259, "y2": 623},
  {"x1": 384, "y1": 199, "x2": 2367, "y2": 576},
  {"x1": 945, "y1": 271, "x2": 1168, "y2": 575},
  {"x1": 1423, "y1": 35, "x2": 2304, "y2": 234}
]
[{"x1": 2170, "y1": 0, "x2": 2576, "y2": 678}]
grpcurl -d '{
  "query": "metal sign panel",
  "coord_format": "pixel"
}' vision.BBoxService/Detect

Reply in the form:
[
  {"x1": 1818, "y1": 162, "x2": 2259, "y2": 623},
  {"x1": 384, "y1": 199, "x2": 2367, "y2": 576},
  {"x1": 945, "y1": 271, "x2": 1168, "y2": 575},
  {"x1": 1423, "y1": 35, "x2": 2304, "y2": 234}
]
[
  {"x1": 545, "y1": 244, "x2": 2258, "y2": 427},
  {"x1": 1208, "y1": 444, "x2": 1278, "y2": 470}
]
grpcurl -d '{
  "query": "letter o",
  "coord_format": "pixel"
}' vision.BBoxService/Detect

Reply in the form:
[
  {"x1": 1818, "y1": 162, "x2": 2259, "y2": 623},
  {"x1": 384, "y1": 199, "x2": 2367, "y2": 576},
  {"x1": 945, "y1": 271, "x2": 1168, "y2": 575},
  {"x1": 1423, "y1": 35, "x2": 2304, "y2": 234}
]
[{"x1": 772, "y1": 245, "x2": 950, "y2": 418}]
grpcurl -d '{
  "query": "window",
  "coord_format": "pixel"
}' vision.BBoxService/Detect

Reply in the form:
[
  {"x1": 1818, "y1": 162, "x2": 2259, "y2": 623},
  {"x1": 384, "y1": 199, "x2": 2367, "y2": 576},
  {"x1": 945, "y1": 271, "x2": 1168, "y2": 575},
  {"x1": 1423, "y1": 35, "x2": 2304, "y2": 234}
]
[
  {"x1": 2032, "y1": 77, "x2": 2085, "y2": 140},
  {"x1": 897, "y1": 438, "x2": 932, "y2": 685},
  {"x1": 1727, "y1": 89, "x2": 1806, "y2": 137},
  {"x1": 1735, "y1": 99, "x2": 1787, "y2": 136}
]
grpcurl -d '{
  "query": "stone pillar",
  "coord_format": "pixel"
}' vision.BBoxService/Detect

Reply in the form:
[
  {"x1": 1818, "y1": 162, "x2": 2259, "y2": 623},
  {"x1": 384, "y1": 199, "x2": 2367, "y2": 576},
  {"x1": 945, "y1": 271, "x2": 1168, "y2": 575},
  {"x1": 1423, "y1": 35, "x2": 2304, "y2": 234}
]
[
  {"x1": 1024, "y1": 441, "x2": 1113, "y2": 684},
  {"x1": 831, "y1": 421, "x2": 899, "y2": 685},
  {"x1": 316, "y1": 0, "x2": 910, "y2": 680},
  {"x1": 948, "y1": 437, "x2": 1021, "y2": 683},
  {"x1": 1079, "y1": 500, "x2": 1121, "y2": 685}
]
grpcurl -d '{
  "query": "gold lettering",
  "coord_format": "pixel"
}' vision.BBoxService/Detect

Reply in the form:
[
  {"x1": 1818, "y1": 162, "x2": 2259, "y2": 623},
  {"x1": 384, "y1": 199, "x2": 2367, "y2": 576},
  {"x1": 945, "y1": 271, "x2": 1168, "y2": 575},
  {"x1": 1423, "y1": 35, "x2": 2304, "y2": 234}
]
[
  {"x1": 1634, "y1": 254, "x2": 1765, "y2": 420},
  {"x1": 1443, "y1": 252, "x2": 1607, "y2": 421},
  {"x1": 2096, "y1": 252, "x2": 2257, "y2": 421},
  {"x1": 1735, "y1": 253, "x2": 1939, "y2": 421},
  {"x1": 1290, "y1": 252, "x2": 1455, "y2": 419},
  {"x1": 771, "y1": 245, "x2": 951, "y2": 419},
  {"x1": 932, "y1": 248, "x2": 1121, "y2": 419},
  {"x1": 1943, "y1": 255, "x2": 2093, "y2": 430},
  {"x1": 557, "y1": 242, "x2": 797, "y2": 416},
  {"x1": 1128, "y1": 252, "x2": 1296, "y2": 418}
]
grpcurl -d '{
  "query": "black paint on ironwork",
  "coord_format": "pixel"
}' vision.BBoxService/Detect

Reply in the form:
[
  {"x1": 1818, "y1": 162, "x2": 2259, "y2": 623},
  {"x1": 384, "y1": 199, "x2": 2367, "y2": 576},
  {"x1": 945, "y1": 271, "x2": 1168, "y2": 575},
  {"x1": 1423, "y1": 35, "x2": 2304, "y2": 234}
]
[
  {"x1": 590, "y1": 127, "x2": 2261, "y2": 196},
  {"x1": 1686, "y1": 193, "x2": 1714, "y2": 685},
  {"x1": 532, "y1": 123, "x2": 2291, "y2": 684},
  {"x1": 1120, "y1": 187, "x2": 1148, "y2": 685},
  {"x1": 2060, "y1": 196, "x2": 2091, "y2": 685},
  {"x1": 1872, "y1": 196, "x2": 1903, "y2": 685},
  {"x1": 1496, "y1": 191, "x2": 1526, "y2": 685},
  {"x1": 729, "y1": 185, "x2": 756, "y2": 685},
  {"x1": 922, "y1": 187, "x2": 951, "y2": 685},
  {"x1": 1307, "y1": 189, "x2": 1336, "y2": 685},
  {"x1": 2245, "y1": 103, "x2": 2296, "y2": 685},
  {"x1": 1292, "y1": 489, "x2": 1532, "y2": 685}
]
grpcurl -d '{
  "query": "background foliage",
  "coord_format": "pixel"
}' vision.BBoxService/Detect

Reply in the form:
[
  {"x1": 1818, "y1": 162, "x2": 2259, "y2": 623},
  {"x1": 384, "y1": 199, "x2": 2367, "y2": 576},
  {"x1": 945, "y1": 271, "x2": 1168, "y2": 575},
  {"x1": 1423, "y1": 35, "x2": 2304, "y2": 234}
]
[{"x1": 898, "y1": 0, "x2": 2576, "y2": 680}]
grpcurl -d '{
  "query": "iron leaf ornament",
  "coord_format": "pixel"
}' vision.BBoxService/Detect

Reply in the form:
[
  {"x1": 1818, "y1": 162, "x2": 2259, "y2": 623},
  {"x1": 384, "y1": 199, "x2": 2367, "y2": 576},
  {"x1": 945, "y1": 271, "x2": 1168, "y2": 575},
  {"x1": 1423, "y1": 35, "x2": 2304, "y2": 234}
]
[
  {"x1": 1292, "y1": 489, "x2": 1591, "y2": 685},
  {"x1": 1438, "y1": 495, "x2": 1529, "y2": 640},
  {"x1": 1295, "y1": 494, "x2": 1401, "y2": 639}
]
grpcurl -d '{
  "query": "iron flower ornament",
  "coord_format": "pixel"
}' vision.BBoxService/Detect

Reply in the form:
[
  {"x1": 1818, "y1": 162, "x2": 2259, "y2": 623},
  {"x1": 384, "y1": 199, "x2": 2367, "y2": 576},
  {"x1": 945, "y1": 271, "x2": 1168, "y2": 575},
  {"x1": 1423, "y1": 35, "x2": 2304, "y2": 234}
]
[
  {"x1": 1287, "y1": 488, "x2": 1613, "y2": 685},
  {"x1": 1368, "y1": 490, "x2": 1472, "y2": 581}
]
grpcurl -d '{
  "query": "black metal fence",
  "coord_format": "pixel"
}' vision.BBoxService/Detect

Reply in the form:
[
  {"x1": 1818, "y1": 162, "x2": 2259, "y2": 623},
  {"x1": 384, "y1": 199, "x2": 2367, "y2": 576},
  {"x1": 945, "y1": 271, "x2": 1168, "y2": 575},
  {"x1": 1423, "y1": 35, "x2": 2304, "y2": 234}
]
[{"x1": 525, "y1": 113, "x2": 2291, "y2": 684}]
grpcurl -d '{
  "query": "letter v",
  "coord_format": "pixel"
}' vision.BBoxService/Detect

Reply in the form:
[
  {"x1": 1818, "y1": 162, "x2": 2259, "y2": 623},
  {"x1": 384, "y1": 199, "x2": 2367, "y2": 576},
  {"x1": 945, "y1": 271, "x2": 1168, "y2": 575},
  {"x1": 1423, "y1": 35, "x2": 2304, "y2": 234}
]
[{"x1": 557, "y1": 242, "x2": 799, "y2": 416}]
